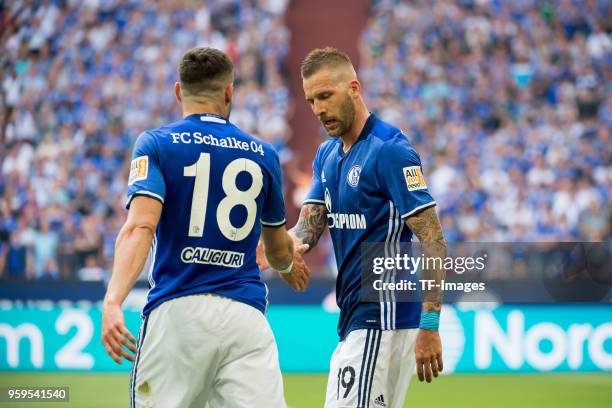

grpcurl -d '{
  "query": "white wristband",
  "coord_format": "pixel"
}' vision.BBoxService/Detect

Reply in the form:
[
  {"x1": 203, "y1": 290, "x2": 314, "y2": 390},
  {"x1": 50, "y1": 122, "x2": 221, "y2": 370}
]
[{"x1": 276, "y1": 260, "x2": 294, "y2": 274}]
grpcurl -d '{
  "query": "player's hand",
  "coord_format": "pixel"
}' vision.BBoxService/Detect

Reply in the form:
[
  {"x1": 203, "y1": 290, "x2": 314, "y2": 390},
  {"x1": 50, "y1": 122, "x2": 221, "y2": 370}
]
[
  {"x1": 102, "y1": 302, "x2": 137, "y2": 364},
  {"x1": 279, "y1": 244, "x2": 311, "y2": 292},
  {"x1": 256, "y1": 239, "x2": 269, "y2": 270},
  {"x1": 415, "y1": 329, "x2": 443, "y2": 383}
]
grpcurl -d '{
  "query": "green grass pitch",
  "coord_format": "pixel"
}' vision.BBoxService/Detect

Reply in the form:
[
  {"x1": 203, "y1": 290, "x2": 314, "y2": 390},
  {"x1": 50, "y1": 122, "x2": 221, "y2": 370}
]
[{"x1": 0, "y1": 372, "x2": 610, "y2": 407}]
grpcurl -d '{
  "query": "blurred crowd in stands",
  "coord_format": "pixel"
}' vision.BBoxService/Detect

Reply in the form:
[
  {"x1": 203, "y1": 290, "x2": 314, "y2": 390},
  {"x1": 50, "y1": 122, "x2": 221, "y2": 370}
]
[
  {"x1": 360, "y1": 0, "x2": 610, "y2": 243},
  {"x1": 0, "y1": 0, "x2": 609, "y2": 282},
  {"x1": 0, "y1": 0, "x2": 290, "y2": 280}
]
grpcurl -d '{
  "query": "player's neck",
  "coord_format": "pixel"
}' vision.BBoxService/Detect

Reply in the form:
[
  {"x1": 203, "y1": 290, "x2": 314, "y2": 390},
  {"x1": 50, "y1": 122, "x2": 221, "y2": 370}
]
[
  {"x1": 340, "y1": 104, "x2": 370, "y2": 153},
  {"x1": 182, "y1": 102, "x2": 228, "y2": 119}
]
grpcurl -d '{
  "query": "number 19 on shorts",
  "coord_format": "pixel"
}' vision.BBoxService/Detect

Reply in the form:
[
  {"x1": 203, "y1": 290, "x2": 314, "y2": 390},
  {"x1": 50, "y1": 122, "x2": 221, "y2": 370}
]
[{"x1": 337, "y1": 366, "x2": 356, "y2": 400}]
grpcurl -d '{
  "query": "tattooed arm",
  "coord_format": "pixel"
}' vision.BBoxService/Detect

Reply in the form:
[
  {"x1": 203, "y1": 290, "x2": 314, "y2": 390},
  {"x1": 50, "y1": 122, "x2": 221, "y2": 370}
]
[
  {"x1": 405, "y1": 205, "x2": 447, "y2": 383},
  {"x1": 264, "y1": 203, "x2": 325, "y2": 292},
  {"x1": 289, "y1": 204, "x2": 328, "y2": 253},
  {"x1": 404, "y1": 206, "x2": 447, "y2": 311}
]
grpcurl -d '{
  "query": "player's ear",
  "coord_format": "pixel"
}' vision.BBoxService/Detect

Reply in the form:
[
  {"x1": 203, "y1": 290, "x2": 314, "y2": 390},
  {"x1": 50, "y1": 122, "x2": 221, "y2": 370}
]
[
  {"x1": 225, "y1": 82, "x2": 233, "y2": 105},
  {"x1": 174, "y1": 82, "x2": 182, "y2": 103},
  {"x1": 349, "y1": 79, "x2": 361, "y2": 98}
]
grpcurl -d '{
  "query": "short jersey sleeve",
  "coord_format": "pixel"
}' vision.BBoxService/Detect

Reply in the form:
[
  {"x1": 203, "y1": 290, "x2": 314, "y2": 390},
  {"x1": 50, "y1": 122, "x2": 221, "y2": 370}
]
[
  {"x1": 261, "y1": 151, "x2": 286, "y2": 227},
  {"x1": 126, "y1": 131, "x2": 166, "y2": 208},
  {"x1": 377, "y1": 136, "x2": 436, "y2": 218},
  {"x1": 303, "y1": 146, "x2": 325, "y2": 205}
]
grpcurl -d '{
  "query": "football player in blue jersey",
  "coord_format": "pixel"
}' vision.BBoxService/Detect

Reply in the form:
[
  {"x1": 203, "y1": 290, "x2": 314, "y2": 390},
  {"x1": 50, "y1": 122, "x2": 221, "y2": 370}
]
[
  {"x1": 101, "y1": 47, "x2": 309, "y2": 408},
  {"x1": 290, "y1": 47, "x2": 448, "y2": 407}
]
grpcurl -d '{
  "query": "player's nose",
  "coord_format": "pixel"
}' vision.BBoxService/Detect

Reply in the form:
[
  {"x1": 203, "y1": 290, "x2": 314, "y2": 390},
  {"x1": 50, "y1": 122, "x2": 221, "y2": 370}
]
[{"x1": 313, "y1": 101, "x2": 326, "y2": 117}]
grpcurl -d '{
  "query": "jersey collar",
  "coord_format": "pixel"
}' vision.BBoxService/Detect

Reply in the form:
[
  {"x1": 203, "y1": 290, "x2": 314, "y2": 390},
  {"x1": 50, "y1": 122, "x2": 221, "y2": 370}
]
[
  {"x1": 358, "y1": 113, "x2": 376, "y2": 143},
  {"x1": 338, "y1": 113, "x2": 377, "y2": 156},
  {"x1": 185, "y1": 113, "x2": 228, "y2": 124}
]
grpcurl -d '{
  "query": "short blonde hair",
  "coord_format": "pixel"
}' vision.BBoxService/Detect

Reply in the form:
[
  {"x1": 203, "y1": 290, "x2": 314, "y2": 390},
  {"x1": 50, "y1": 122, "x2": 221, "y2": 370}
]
[{"x1": 300, "y1": 47, "x2": 353, "y2": 78}]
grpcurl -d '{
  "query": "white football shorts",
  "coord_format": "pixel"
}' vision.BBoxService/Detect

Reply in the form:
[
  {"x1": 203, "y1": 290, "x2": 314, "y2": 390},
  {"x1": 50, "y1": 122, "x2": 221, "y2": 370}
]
[
  {"x1": 324, "y1": 328, "x2": 418, "y2": 408},
  {"x1": 130, "y1": 293, "x2": 286, "y2": 408}
]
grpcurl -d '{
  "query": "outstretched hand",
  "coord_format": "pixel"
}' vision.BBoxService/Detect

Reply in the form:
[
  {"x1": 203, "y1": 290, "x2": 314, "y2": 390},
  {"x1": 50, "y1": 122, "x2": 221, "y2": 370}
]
[{"x1": 279, "y1": 243, "x2": 311, "y2": 292}]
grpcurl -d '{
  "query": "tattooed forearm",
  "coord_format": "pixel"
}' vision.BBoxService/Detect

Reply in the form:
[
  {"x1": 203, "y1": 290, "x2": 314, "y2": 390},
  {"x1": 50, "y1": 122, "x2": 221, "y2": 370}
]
[
  {"x1": 289, "y1": 204, "x2": 327, "y2": 252},
  {"x1": 404, "y1": 206, "x2": 447, "y2": 312},
  {"x1": 404, "y1": 206, "x2": 445, "y2": 245}
]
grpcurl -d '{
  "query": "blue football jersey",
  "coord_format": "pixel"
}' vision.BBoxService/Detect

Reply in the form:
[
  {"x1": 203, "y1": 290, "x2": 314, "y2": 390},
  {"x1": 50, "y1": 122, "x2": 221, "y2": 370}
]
[
  {"x1": 126, "y1": 113, "x2": 286, "y2": 315},
  {"x1": 304, "y1": 114, "x2": 436, "y2": 339}
]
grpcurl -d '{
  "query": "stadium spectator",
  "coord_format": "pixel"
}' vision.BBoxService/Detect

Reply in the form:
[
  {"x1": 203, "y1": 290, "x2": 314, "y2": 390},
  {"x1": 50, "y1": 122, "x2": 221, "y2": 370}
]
[
  {"x1": 32, "y1": 217, "x2": 59, "y2": 279},
  {"x1": 56, "y1": 217, "x2": 79, "y2": 279},
  {"x1": 4, "y1": 233, "x2": 28, "y2": 280},
  {"x1": 78, "y1": 254, "x2": 107, "y2": 282}
]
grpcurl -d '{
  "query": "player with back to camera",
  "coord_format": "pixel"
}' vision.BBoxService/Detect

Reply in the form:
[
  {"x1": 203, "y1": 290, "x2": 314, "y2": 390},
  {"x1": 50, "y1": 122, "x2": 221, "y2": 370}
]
[
  {"x1": 101, "y1": 47, "x2": 310, "y2": 408},
  {"x1": 290, "y1": 47, "x2": 447, "y2": 408}
]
